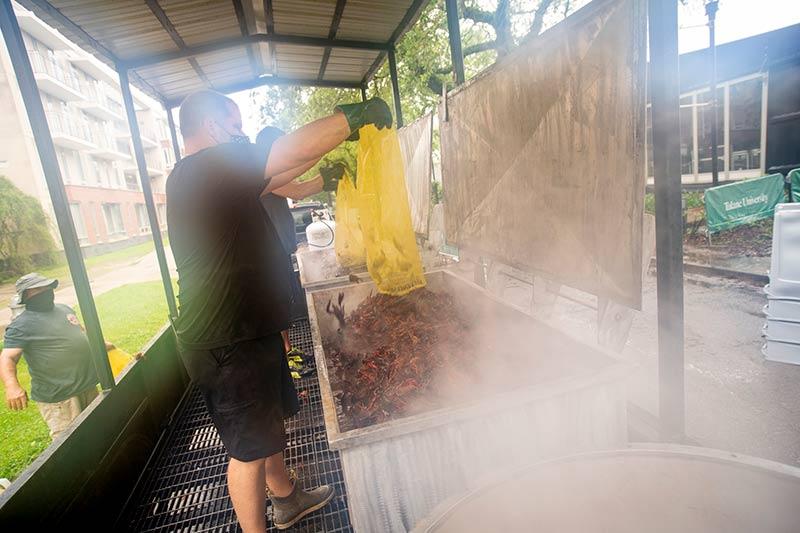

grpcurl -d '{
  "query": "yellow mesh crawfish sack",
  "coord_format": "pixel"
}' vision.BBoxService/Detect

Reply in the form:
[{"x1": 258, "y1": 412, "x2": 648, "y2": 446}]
[
  {"x1": 356, "y1": 125, "x2": 426, "y2": 295},
  {"x1": 334, "y1": 173, "x2": 365, "y2": 268},
  {"x1": 107, "y1": 347, "x2": 133, "y2": 378}
]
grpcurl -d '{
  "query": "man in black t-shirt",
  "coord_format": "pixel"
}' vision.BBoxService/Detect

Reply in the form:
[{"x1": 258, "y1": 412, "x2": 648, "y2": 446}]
[{"x1": 168, "y1": 90, "x2": 390, "y2": 532}]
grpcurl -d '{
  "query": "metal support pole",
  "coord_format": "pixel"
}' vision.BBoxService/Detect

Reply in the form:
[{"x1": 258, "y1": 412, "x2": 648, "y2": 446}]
[
  {"x1": 118, "y1": 68, "x2": 178, "y2": 319},
  {"x1": 0, "y1": 0, "x2": 115, "y2": 390},
  {"x1": 165, "y1": 104, "x2": 181, "y2": 163},
  {"x1": 706, "y1": 1, "x2": 719, "y2": 186},
  {"x1": 444, "y1": 0, "x2": 465, "y2": 86},
  {"x1": 360, "y1": 84, "x2": 368, "y2": 102},
  {"x1": 759, "y1": 74, "x2": 768, "y2": 175},
  {"x1": 723, "y1": 83, "x2": 730, "y2": 180},
  {"x1": 649, "y1": 0, "x2": 685, "y2": 441},
  {"x1": 387, "y1": 47, "x2": 403, "y2": 128}
]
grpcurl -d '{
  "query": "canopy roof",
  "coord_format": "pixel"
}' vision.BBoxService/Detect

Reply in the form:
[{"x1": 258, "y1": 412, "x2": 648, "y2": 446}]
[{"x1": 18, "y1": 0, "x2": 428, "y2": 106}]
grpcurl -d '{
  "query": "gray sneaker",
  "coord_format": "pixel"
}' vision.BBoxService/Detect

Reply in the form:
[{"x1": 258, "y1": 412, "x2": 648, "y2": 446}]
[{"x1": 269, "y1": 481, "x2": 335, "y2": 530}]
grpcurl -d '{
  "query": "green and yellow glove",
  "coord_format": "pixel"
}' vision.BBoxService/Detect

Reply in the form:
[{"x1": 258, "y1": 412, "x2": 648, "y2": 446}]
[
  {"x1": 320, "y1": 162, "x2": 346, "y2": 192},
  {"x1": 336, "y1": 97, "x2": 393, "y2": 141}
]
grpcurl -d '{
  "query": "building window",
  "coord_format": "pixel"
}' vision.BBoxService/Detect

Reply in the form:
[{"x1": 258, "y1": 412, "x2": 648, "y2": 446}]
[
  {"x1": 696, "y1": 87, "x2": 725, "y2": 175},
  {"x1": 162, "y1": 146, "x2": 173, "y2": 167},
  {"x1": 135, "y1": 204, "x2": 150, "y2": 234},
  {"x1": 91, "y1": 157, "x2": 116, "y2": 187},
  {"x1": 157, "y1": 203, "x2": 167, "y2": 229},
  {"x1": 158, "y1": 120, "x2": 168, "y2": 140},
  {"x1": 145, "y1": 148, "x2": 163, "y2": 171},
  {"x1": 69, "y1": 203, "x2": 87, "y2": 241},
  {"x1": 647, "y1": 73, "x2": 767, "y2": 181},
  {"x1": 125, "y1": 171, "x2": 140, "y2": 191},
  {"x1": 88, "y1": 202, "x2": 100, "y2": 239},
  {"x1": 678, "y1": 95, "x2": 694, "y2": 176},
  {"x1": 102, "y1": 203, "x2": 126, "y2": 236},
  {"x1": 56, "y1": 148, "x2": 83, "y2": 184},
  {"x1": 729, "y1": 77, "x2": 762, "y2": 171},
  {"x1": 117, "y1": 139, "x2": 132, "y2": 157},
  {"x1": 113, "y1": 163, "x2": 125, "y2": 189}
]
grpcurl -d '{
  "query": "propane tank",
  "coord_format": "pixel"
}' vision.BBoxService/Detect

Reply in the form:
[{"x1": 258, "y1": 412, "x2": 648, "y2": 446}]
[{"x1": 306, "y1": 211, "x2": 336, "y2": 248}]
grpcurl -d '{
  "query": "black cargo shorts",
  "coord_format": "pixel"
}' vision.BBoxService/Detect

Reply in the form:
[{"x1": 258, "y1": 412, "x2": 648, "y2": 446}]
[{"x1": 179, "y1": 333, "x2": 300, "y2": 462}]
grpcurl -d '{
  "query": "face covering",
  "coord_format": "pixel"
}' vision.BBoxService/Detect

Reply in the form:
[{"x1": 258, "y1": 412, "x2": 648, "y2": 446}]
[
  {"x1": 229, "y1": 133, "x2": 250, "y2": 145},
  {"x1": 25, "y1": 289, "x2": 55, "y2": 312},
  {"x1": 215, "y1": 121, "x2": 250, "y2": 145}
]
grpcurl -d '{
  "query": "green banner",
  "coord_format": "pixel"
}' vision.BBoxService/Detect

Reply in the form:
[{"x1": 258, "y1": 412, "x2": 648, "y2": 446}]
[
  {"x1": 790, "y1": 168, "x2": 800, "y2": 203},
  {"x1": 704, "y1": 174, "x2": 785, "y2": 233}
]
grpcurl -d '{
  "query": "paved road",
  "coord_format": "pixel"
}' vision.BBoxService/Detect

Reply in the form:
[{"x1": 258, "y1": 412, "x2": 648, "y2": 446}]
[
  {"x1": 0, "y1": 249, "x2": 176, "y2": 330},
  {"x1": 538, "y1": 273, "x2": 800, "y2": 467}
]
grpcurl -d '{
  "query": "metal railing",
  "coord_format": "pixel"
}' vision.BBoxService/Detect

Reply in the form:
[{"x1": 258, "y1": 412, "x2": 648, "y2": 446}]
[
  {"x1": 138, "y1": 120, "x2": 159, "y2": 142},
  {"x1": 81, "y1": 80, "x2": 125, "y2": 117},
  {"x1": 90, "y1": 124, "x2": 117, "y2": 151},
  {"x1": 117, "y1": 139, "x2": 132, "y2": 156},
  {"x1": 144, "y1": 151, "x2": 165, "y2": 171},
  {"x1": 46, "y1": 110, "x2": 93, "y2": 142},
  {"x1": 28, "y1": 49, "x2": 82, "y2": 92},
  {"x1": 106, "y1": 96, "x2": 124, "y2": 117}
]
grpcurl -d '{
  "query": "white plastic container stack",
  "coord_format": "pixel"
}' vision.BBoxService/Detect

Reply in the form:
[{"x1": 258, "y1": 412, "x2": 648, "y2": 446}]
[{"x1": 762, "y1": 203, "x2": 800, "y2": 364}]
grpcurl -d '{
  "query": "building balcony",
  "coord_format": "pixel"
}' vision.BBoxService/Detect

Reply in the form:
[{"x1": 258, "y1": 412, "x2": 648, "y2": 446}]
[
  {"x1": 29, "y1": 50, "x2": 84, "y2": 101},
  {"x1": 138, "y1": 126, "x2": 160, "y2": 148},
  {"x1": 126, "y1": 163, "x2": 166, "y2": 178},
  {"x1": 77, "y1": 93, "x2": 125, "y2": 122},
  {"x1": 148, "y1": 166, "x2": 166, "y2": 178},
  {"x1": 90, "y1": 145, "x2": 132, "y2": 161},
  {"x1": 140, "y1": 136, "x2": 159, "y2": 148},
  {"x1": 16, "y1": 8, "x2": 73, "y2": 51},
  {"x1": 47, "y1": 112, "x2": 95, "y2": 150},
  {"x1": 65, "y1": 51, "x2": 118, "y2": 85}
]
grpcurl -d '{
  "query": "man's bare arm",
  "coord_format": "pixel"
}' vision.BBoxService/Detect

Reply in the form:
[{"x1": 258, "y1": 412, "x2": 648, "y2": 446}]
[
  {"x1": 272, "y1": 175, "x2": 324, "y2": 201},
  {"x1": 264, "y1": 113, "x2": 350, "y2": 189},
  {"x1": 262, "y1": 157, "x2": 321, "y2": 195},
  {"x1": 1, "y1": 348, "x2": 28, "y2": 410}
]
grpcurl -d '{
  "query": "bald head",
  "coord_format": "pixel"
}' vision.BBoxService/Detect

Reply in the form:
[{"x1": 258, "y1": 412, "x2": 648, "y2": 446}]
[
  {"x1": 179, "y1": 90, "x2": 236, "y2": 136},
  {"x1": 179, "y1": 90, "x2": 246, "y2": 154}
]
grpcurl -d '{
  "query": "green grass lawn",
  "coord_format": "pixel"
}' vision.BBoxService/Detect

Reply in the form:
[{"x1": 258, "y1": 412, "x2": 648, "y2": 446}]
[
  {"x1": 38, "y1": 238, "x2": 168, "y2": 284},
  {"x1": 1, "y1": 236, "x2": 169, "y2": 285},
  {"x1": 85, "y1": 280, "x2": 176, "y2": 354},
  {"x1": 0, "y1": 358, "x2": 49, "y2": 482},
  {"x1": 0, "y1": 280, "x2": 174, "y2": 481}
]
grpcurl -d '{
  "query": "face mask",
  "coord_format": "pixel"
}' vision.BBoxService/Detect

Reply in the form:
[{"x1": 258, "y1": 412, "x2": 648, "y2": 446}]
[
  {"x1": 25, "y1": 289, "x2": 55, "y2": 312},
  {"x1": 229, "y1": 133, "x2": 250, "y2": 145},
  {"x1": 215, "y1": 121, "x2": 250, "y2": 145}
]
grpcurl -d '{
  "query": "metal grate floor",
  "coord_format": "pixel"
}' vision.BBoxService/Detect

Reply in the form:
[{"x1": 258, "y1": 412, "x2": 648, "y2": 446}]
[{"x1": 124, "y1": 321, "x2": 353, "y2": 532}]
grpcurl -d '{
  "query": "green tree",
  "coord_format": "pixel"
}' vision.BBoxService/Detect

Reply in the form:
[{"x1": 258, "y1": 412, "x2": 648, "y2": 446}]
[
  {"x1": 0, "y1": 177, "x2": 56, "y2": 277},
  {"x1": 253, "y1": 1, "x2": 593, "y2": 210},
  {"x1": 255, "y1": 0, "x2": 590, "y2": 132}
]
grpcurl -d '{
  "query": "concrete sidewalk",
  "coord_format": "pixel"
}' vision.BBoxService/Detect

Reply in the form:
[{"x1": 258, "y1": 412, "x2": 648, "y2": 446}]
[
  {"x1": 544, "y1": 274, "x2": 800, "y2": 467},
  {"x1": 684, "y1": 244, "x2": 770, "y2": 278},
  {"x1": 0, "y1": 249, "x2": 175, "y2": 331}
]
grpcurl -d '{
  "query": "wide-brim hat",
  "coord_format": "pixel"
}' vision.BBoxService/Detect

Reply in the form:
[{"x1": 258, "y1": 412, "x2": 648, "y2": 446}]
[{"x1": 15, "y1": 273, "x2": 58, "y2": 302}]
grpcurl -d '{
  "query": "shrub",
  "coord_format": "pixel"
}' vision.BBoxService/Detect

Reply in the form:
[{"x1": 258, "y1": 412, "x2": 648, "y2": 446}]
[{"x1": 0, "y1": 177, "x2": 56, "y2": 279}]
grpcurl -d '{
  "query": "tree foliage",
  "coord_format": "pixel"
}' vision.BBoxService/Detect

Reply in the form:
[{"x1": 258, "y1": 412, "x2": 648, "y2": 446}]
[
  {"x1": 0, "y1": 176, "x2": 56, "y2": 277},
  {"x1": 254, "y1": 0, "x2": 591, "y2": 136}
]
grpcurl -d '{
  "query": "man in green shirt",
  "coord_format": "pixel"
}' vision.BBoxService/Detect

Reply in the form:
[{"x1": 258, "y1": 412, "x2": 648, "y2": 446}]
[{"x1": 1, "y1": 273, "x2": 101, "y2": 439}]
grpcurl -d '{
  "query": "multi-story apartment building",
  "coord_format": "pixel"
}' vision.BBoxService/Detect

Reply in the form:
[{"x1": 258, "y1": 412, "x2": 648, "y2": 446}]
[{"x1": 0, "y1": 4, "x2": 178, "y2": 256}]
